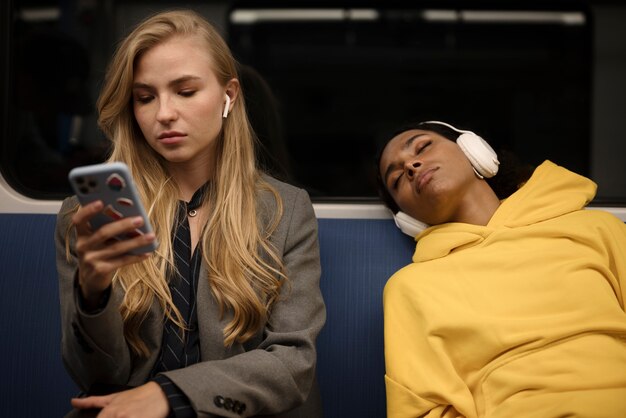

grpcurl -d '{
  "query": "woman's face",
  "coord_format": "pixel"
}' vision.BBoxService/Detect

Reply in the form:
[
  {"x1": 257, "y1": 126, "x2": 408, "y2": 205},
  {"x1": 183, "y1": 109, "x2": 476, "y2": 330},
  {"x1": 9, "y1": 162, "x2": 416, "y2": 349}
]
[
  {"x1": 379, "y1": 129, "x2": 478, "y2": 225},
  {"x1": 132, "y1": 35, "x2": 235, "y2": 170}
]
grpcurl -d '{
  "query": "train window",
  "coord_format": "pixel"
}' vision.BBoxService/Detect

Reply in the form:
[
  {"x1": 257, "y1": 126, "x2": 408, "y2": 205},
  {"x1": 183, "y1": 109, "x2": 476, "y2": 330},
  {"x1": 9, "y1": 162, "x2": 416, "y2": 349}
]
[
  {"x1": 1, "y1": 1, "x2": 626, "y2": 204},
  {"x1": 1, "y1": 1, "x2": 110, "y2": 198},
  {"x1": 229, "y1": 2, "x2": 594, "y2": 201},
  {"x1": 0, "y1": 1, "x2": 229, "y2": 199}
]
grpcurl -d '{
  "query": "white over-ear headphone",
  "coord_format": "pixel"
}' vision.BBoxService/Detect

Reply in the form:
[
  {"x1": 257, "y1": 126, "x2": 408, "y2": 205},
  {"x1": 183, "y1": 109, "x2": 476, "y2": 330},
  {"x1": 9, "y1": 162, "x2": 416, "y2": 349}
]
[
  {"x1": 222, "y1": 94, "x2": 231, "y2": 118},
  {"x1": 392, "y1": 121, "x2": 500, "y2": 238},
  {"x1": 394, "y1": 211, "x2": 430, "y2": 238},
  {"x1": 424, "y1": 120, "x2": 499, "y2": 179}
]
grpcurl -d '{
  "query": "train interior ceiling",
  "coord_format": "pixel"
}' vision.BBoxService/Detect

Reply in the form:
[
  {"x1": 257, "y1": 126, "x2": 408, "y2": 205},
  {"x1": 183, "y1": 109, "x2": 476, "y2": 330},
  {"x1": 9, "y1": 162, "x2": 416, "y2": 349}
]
[{"x1": 1, "y1": 0, "x2": 626, "y2": 208}]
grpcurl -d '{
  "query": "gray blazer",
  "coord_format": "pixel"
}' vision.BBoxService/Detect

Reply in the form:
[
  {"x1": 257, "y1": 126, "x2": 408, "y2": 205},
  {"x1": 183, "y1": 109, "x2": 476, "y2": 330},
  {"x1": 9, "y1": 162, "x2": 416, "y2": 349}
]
[{"x1": 56, "y1": 176, "x2": 326, "y2": 417}]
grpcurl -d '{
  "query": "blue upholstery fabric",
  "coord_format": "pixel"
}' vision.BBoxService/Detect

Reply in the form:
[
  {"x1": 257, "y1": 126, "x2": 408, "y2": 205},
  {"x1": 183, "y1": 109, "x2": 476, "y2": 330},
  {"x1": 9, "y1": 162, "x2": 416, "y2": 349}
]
[
  {"x1": 0, "y1": 214, "x2": 79, "y2": 416},
  {"x1": 0, "y1": 214, "x2": 415, "y2": 417},
  {"x1": 316, "y1": 219, "x2": 415, "y2": 417}
]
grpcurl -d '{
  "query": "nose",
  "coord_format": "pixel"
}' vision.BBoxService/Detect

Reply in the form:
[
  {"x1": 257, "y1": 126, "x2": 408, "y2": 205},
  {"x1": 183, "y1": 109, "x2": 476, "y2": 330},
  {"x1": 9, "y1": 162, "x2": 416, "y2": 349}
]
[
  {"x1": 156, "y1": 97, "x2": 177, "y2": 123},
  {"x1": 404, "y1": 159, "x2": 421, "y2": 179}
]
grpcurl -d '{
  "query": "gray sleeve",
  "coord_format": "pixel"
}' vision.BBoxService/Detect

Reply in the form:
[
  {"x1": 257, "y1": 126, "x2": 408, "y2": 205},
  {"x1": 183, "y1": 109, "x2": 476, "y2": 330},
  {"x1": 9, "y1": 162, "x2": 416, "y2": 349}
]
[
  {"x1": 163, "y1": 188, "x2": 326, "y2": 417},
  {"x1": 55, "y1": 197, "x2": 132, "y2": 391}
]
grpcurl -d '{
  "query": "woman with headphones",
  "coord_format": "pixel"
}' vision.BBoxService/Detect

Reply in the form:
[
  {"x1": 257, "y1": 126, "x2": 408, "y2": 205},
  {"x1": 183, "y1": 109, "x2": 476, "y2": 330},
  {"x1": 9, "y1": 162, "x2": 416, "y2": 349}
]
[
  {"x1": 377, "y1": 121, "x2": 626, "y2": 417},
  {"x1": 56, "y1": 10, "x2": 325, "y2": 418}
]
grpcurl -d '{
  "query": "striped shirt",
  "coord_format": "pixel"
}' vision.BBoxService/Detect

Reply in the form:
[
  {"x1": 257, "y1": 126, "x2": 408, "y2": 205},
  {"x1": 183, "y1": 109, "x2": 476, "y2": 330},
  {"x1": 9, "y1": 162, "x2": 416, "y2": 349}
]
[{"x1": 152, "y1": 185, "x2": 207, "y2": 418}]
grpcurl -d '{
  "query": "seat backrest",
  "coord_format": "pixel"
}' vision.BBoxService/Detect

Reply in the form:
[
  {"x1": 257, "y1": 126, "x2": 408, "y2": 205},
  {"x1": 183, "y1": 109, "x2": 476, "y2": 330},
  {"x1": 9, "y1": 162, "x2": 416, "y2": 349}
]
[
  {"x1": 0, "y1": 214, "x2": 79, "y2": 416},
  {"x1": 316, "y1": 218, "x2": 414, "y2": 417},
  {"x1": 0, "y1": 213, "x2": 415, "y2": 417}
]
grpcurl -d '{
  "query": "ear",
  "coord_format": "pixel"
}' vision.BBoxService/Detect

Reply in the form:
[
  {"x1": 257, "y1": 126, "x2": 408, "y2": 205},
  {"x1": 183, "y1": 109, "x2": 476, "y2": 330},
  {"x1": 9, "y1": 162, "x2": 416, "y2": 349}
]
[{"x1": 223, "y1": 78, "x2": 240, "y2": 118}]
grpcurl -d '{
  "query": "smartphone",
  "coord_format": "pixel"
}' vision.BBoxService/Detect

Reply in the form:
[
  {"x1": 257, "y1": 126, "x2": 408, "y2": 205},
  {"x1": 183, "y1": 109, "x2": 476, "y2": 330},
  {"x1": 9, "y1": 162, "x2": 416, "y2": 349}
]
[{"x1": 68, "y1": 162, "x2": 158, "y2": 254}]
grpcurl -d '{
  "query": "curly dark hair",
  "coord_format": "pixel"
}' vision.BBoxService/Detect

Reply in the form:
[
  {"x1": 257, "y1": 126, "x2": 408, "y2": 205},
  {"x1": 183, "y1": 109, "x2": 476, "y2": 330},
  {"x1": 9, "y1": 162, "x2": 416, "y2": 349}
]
[{"x1": 375, "y1": 121, "x2": 535, "y2": 214}]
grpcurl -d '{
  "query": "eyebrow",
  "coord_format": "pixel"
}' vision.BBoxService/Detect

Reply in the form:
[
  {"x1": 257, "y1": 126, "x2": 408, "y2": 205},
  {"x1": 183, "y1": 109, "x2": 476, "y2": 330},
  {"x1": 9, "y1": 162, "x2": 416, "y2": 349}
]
[
  {"x1": 132, "y1": 75, "x2": 202, "y2": 90},
  {"x1": 383, "y1": 133, "x2": 429, "y2": 185}
]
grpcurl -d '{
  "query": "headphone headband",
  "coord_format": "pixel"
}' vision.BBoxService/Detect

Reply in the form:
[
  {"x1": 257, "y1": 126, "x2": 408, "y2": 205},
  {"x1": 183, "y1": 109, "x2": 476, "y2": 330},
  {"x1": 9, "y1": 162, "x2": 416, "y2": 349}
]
[{"x1": 421, "y1": 120, "x2": 475, "y2": 136}]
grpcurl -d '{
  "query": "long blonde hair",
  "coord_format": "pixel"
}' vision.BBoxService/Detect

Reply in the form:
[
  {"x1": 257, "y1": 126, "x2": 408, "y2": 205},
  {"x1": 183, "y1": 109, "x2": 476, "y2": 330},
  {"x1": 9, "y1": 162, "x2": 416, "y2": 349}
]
[{"x1": 94, "y1": 9, "x2": 285, "y2": 356}]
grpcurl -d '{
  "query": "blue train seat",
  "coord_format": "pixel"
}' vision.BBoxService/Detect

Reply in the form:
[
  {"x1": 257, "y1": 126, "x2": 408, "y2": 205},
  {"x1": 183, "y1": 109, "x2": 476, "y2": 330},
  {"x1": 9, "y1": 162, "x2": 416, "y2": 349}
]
[{"x1": 0, "y1": 213, "x2": 415, "y2": 417}]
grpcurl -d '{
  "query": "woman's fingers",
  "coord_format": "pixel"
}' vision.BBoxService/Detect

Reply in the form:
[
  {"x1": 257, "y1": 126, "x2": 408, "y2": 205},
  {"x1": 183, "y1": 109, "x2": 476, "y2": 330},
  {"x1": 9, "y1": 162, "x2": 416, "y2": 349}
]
[
  {"x1": 78, "y1": 229, "x2": 155, "y2": 294},
  {"x1": 72, "y1": 203, "x2": 156, "y2": 300},
  {"x1": 76, "y1": 215, "x2": 151, "y2": 256},
  {"x1": 72, "y1": 200, "x2": 150, "y2": 253},
  {"x1": 72, "y1": 200, "x2": 104, "y2": 236},
  {"x1": 71, "y1": 383, "x2": 168, "y2": 418},
  {"x1": 71, "y1": 394, "x2": 113, "y2": 410}
]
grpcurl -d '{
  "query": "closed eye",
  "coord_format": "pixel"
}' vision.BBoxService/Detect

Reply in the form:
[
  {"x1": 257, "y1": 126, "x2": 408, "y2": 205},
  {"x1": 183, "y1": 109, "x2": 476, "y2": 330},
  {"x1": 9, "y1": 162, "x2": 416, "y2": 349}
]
[
  {"x1": 134, "y1": 95, "x2": 153, "y2": 104},
  {"x1": 178, "y1": 90, "x2": 196, "y2": 97},
  {"x1": 392, "y1": 172, "x2": 403, "y2": 190},
  {"x1": 417, "y1": 140, "x2": 432, "y2": 154}
]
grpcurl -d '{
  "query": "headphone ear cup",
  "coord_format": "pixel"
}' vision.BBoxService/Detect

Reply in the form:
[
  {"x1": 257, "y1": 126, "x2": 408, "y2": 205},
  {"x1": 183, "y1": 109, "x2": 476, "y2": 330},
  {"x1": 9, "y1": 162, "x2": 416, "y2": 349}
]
[
  {"x1": 456, "y1": 132, "x2": 500, "y2": 178},
  {"x1": 393, "y1": 211, "x2": 429, "y2": 238}
]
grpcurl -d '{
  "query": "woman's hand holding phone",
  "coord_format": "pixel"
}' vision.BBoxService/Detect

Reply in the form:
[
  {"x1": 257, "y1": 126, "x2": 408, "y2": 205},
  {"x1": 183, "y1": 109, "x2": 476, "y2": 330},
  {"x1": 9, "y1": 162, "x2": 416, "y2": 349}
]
[
  {"x1": 71, "y1": 199, "x2": 156, "y2": 307},
  {"x1": 68, "y1": 162, "x2": 158, "y2": 307}
]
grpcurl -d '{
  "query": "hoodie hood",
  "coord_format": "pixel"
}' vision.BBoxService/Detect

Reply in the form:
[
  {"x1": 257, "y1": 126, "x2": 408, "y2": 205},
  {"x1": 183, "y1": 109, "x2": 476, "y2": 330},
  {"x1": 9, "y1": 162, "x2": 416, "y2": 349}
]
[{"x1": 413, "y1": 161, "x2": 597, "y2": 262}]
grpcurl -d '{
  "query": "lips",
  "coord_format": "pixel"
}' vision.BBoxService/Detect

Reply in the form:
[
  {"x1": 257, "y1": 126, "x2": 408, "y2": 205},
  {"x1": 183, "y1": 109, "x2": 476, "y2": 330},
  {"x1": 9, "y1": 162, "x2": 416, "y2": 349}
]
[
  {"x1": 416, "y1": 167, "x2": 438, "y2": 193},
  {"x1": 157, "y1": 131, "x2": 186, "y2": 144},
  {"x1": 158, "y1": 131, "x2": 185, "y2": 139}
]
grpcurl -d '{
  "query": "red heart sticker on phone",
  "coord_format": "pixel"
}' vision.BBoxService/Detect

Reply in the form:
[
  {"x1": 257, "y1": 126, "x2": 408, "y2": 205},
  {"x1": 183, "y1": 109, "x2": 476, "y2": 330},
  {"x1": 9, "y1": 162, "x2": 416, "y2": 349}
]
[
  {"x1": 106, "y1": 173, "x2": 125, "y2": 191},
  {"x1": 103, "y1": 204, "x2": 123, "y2": 220},
  {"x1": 117, "y1": 198, "x2": 134, "y2": 207}
]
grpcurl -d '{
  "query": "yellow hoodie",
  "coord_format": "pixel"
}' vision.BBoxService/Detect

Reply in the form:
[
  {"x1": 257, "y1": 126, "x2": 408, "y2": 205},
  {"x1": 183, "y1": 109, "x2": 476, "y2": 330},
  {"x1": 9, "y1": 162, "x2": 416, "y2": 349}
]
[{"x1": 384, "y1": 161, "x2": 626, "y2": 418}]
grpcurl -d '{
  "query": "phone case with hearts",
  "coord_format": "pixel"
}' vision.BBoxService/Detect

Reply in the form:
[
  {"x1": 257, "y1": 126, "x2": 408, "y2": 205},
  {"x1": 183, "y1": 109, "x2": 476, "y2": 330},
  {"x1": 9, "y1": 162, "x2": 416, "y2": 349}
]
[{"x1": 68, "y1": 162, "x2": 158, "y2": 254}]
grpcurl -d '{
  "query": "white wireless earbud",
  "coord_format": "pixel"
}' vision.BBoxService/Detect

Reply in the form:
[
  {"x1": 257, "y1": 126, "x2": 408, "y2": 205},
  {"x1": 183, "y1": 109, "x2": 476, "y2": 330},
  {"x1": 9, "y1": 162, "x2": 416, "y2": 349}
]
[
  {"x1": 394, "y1": 211, "x2": 429, "y2": 238},
  {"x1": 222, "y1": 94, "x2": 231, "y2": 118}
]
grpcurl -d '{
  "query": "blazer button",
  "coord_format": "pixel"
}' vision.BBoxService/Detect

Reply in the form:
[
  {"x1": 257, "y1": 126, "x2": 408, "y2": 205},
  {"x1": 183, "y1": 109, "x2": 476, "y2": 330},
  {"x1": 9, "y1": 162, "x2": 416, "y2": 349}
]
[
  {"x1": 236, "y1": 403, "x2": 246, "y2": 415},
  {"x1": 224, "y1": 397, "x2": 234, "y2": 410},
  {"x1": 214, "y1": 395, "x2": 225, "y2": 408}
]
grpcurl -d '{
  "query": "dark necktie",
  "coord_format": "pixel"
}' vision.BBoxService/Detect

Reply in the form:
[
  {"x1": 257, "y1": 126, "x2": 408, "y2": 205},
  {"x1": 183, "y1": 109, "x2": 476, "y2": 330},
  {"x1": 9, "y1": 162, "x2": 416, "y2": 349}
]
[{"x1": 156, "y1": 190, "x2": 204, "y2": 372}]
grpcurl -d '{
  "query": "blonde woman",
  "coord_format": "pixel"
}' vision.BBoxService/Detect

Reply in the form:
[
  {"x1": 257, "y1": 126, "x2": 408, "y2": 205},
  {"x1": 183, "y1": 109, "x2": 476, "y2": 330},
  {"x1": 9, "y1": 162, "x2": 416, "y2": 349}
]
[{"x1": 55, "y1": 10, "x2": 325, "y2": 418}]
